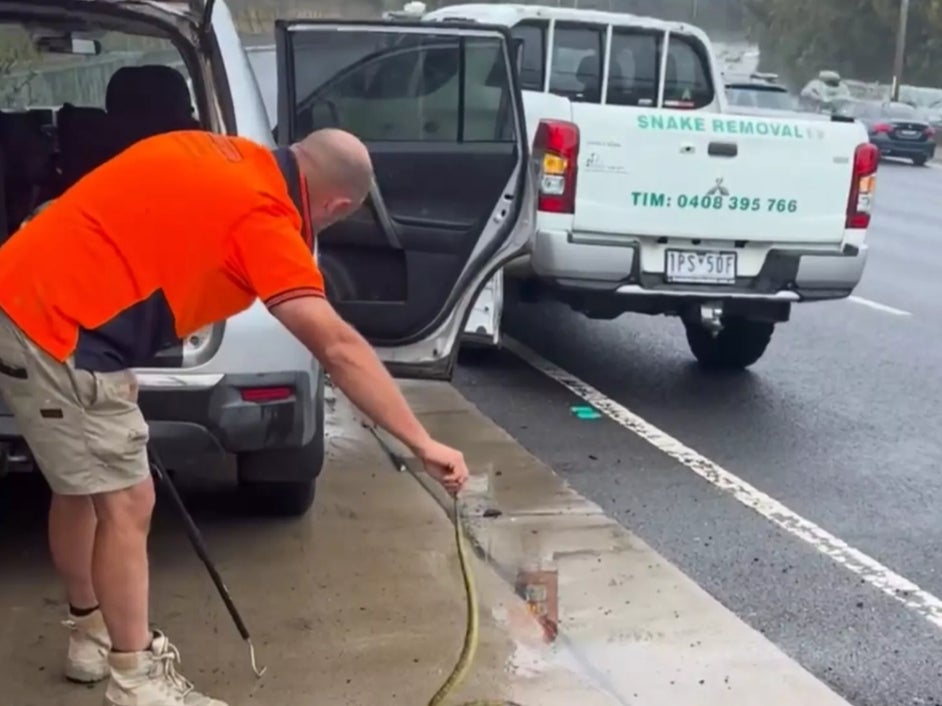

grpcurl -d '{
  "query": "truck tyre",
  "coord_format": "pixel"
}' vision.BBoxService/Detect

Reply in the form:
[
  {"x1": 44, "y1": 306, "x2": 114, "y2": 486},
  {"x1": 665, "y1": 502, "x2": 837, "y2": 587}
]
[
  {"x1": 237, "y1": 438, "x2": 324, "y2": 517},
  {"x1": 684, "y1": 317, "x2": 775, "y2": 371}
]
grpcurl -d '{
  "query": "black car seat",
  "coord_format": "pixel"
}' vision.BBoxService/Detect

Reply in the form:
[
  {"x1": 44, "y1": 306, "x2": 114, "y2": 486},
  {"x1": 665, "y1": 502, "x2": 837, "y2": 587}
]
[
  {"x1": 56, "y1": 104, "x2": 122, "y2": 191},
  {"x1": 606, "y1": 57, "x2": 628, "y2": 104},
  {"x1": 576, "y1": 55, "x2": 602, "y2": 103},
  {"x1": 106, "y1": 65, "x2": 200, "y2": 150}
]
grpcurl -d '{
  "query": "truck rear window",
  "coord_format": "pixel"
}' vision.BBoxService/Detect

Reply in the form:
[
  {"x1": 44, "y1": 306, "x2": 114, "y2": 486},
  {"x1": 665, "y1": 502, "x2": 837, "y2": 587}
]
[
  {"x1": 608, "y1": 29, "x2": 713, "y2": 109},
  {"x1": 548, "y1": 25, "x2": 604, "y2": 103},
  {"x1": 508, "y1": 19, "x2": 714, "y2": 109},
  {"x1": 511, "y1": 22, "x2": 545, "y2": 91}
]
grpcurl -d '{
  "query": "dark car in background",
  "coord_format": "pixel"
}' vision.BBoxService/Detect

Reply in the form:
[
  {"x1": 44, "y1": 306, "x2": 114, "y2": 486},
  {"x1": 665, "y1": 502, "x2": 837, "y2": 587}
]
[{"x1": 847, "y1": 101, "x2": 936, "y2": 165}]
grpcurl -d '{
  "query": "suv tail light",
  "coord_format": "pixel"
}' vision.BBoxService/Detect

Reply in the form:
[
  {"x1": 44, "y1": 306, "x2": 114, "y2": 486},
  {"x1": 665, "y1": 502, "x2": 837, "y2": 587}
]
[
  {"x1": 240, "y1": 386, "x2": 294, "y2": 403},
  {"x1": 533, "y1": 119, "x2": 580, "y2": 214},
  {"x1": 846, "y1": 143, "x2": 879, "y2": 229}
]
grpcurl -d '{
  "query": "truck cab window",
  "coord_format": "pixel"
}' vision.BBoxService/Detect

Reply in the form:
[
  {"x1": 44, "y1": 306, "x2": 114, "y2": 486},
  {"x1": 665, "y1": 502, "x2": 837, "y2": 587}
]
[
  {"x1": 663, "y1": 35, "x2": 713, "y2": 109},
  {"x1": 510, "y1": 22, "x2": 545, "y2": 91},
  {"x1": 607, "y1": 30, "x2": 713, "y2": 109},
  {"x1": 549, "y1": 25, "x2": 604, "y2": 104},
  {"x1": 607, "y1": 29, "x2": 659, "y2": 107}
]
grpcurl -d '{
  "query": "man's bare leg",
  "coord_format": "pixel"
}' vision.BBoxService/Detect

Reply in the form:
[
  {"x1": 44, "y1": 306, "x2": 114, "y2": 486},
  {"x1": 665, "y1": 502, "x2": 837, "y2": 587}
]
[
  {"x1": 91, "y1": 476, "x2": 155, "y2": 651},
  {"x1": 50, "y1": 493, "x2": 113, "y2": 683},
  {"x1": 49, "y1": 493, "x2": 98, "y2": 610},
  {"x1": 94, "y1": 472, "x2": 229, "y2": 706}
]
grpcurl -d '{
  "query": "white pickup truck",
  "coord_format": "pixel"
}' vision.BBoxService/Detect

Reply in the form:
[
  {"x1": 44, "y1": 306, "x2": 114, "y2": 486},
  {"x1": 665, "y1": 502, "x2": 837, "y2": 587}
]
[{"x1": 417, "y1": 3, "x2": 879, "y2": 370}]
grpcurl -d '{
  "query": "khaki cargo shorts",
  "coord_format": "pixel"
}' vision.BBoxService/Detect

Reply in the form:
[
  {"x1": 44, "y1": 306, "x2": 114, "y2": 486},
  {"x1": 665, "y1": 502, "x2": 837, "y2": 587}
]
[{"x1": 0, "y1": 309, "x2": 150, "y2": 495}]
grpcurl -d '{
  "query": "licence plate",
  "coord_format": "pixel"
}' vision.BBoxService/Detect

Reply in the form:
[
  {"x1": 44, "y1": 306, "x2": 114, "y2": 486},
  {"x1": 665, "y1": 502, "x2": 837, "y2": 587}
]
[
  {"x1": 665, "y1": 249, "x2": 737, "y2": 284},
  {"x1": 898, "y1": 129, "x2": 919, "y2": 138}
]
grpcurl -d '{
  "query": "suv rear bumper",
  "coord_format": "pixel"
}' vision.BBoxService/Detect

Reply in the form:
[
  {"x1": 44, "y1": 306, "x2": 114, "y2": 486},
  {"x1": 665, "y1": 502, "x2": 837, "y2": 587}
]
[
  {"x1": 523, "y1": 228, "x2": 867, "y2": 302},
  {"x1": 0, "y1": 370, "x2": 323, "y2": 480}
]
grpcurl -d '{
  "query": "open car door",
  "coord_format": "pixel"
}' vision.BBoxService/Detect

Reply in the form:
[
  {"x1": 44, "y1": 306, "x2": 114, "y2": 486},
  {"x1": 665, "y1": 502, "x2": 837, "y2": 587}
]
[{"x1": 274, "y1": 19, "x2": 534, "y2": 380}]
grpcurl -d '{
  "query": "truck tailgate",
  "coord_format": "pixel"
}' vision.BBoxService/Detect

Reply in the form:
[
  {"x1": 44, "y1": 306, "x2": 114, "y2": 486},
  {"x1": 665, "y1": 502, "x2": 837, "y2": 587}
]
[{"x1": 572, "y1": 108, "x2": 869, "y2": 245}]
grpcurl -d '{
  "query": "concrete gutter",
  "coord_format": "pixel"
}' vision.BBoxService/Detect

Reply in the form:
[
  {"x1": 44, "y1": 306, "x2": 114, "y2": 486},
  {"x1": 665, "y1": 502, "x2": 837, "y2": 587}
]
[{"x1": 373, "y1": 380, "x2": 854, "y2": 705}]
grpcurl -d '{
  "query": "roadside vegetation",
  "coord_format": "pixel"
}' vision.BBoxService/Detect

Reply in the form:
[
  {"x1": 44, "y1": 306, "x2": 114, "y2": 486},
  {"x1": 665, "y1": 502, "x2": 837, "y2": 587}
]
[{"x1": 744, "y1": 0, "x2": 942, "y2": 87}]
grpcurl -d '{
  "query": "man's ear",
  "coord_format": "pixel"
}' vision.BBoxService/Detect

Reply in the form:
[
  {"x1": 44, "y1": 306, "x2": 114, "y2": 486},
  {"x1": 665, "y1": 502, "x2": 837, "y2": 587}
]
[{"x1": 326, "y1": 197, "x2": 354, "y2": 221}]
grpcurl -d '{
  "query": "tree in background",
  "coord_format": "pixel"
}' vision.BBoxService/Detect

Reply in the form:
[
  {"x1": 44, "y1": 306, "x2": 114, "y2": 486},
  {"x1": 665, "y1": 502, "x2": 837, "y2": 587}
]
[
  {"x1": 744, "y1": 0, "x2": 942, "y2": 88},
  {"x1": 0, "y1": 28, "x2": 37, "y2": 109}
]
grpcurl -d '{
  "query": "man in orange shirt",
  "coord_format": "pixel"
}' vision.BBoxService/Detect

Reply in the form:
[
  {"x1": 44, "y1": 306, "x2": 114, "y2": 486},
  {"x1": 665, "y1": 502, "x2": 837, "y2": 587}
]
[{"x1": 0, "y1": 128, "x2": 469, "y2": 706}]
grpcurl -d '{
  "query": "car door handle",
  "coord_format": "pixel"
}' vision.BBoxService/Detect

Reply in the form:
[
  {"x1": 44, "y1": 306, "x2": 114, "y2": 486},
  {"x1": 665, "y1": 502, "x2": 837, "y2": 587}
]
[
  {"x1": 367, "y1": 177, "x2": 403, "y2": 250},
  {"x1": 708, "y1": 141, "x2": 738, "y2": 157}
]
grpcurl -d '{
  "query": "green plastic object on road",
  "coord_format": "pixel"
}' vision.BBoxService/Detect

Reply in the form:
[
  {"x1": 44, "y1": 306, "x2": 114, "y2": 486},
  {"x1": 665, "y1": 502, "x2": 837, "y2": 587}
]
[{"x1": 571, "y1": 405, "x2": 602, "y2": 420}]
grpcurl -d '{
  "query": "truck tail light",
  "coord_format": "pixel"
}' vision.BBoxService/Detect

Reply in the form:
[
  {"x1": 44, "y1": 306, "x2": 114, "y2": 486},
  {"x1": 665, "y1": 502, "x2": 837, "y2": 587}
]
[
  {"x1": 846, "y1": 143, "x2": 879, "y2": 229},
  {"x1": 533, "y1": 119, "x2": 580, "y2": 214}
]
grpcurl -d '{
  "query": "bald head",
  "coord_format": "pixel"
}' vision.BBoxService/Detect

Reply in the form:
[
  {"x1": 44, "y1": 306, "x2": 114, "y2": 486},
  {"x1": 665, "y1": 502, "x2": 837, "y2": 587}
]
[{"x1": 291, "y1": 128, "x2": 373, "y2": 208}]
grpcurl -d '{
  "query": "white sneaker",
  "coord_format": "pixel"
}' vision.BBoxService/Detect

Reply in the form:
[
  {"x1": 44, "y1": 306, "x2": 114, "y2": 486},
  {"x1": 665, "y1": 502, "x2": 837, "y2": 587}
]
[
  {"x1": 104, "y1": 630, "x2": 228, "y2": 706},
  {"x1": 63, "y1": 608, "x2": 111, "y2": 683}
]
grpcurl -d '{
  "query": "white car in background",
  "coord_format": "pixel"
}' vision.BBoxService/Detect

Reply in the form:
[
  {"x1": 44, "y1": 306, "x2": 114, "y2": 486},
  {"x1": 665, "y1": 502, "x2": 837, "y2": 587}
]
[{"x1": 0, "y1": 0, "x2": 534, "y2": 512}]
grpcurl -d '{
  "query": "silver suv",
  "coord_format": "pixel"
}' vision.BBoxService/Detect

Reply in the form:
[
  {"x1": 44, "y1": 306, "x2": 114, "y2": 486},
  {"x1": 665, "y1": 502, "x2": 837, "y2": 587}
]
[{"x1": 0, "y1": 0, "x2": 534, "y2": 516}]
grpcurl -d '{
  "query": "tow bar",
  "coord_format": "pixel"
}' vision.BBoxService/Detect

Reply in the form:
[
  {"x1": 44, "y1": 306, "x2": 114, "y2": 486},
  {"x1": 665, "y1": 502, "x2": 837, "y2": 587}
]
[{"x1": 699, "y1": 301, "x2": 725, "y2": 334}]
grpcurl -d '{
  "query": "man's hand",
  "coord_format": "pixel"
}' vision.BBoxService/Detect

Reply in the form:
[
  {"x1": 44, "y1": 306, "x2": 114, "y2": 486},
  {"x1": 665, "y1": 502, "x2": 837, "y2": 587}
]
[{"x1": 414, "y1": 439, "x2": 469, "y2": 496}]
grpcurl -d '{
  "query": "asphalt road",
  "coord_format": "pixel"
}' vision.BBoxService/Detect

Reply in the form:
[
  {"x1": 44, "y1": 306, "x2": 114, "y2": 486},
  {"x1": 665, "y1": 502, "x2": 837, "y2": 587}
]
[{"x1": 454, "y1": 159, "x2": 942, "y2": 706}]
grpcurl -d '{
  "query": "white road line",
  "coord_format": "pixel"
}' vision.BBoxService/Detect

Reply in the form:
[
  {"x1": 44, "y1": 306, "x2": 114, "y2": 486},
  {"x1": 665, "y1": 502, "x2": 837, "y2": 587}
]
[
  {"x1": 503, "y1": 336, "x2": 942, "y2": 632},
  {"x1": 848, "y1": 295, "x2": 911, "y2": 316}
]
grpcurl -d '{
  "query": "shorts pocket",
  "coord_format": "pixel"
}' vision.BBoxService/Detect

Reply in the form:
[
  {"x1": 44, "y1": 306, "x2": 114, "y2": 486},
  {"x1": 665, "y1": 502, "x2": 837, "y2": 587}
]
[
  {"x1": 92, "y1": 370, "x2": 140, "y2": 407},
  {"x1": 0, "y1": 325, "x2": 30, "y2": 383},
  {"x1": 83, "y1": 370, "x2": 149, "y2": 469}
]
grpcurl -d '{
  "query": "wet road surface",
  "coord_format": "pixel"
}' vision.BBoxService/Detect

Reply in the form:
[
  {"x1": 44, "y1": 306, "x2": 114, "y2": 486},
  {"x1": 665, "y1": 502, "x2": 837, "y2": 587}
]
[{"x1": 454, "y1": 160, "x2": 942, "y2": 706}]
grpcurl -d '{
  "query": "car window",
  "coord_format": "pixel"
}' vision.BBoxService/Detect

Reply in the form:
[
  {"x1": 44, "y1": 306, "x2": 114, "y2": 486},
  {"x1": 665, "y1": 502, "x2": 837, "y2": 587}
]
[
  {"x1": 607, "y1": 29, "x2": 659, "y2": 107},
  {"x1": 290, "y1": 32, "x2": 515, "y2": 143},
  {"x1": 883, "y1": 102, "x2": 917, "y2": 119},
  {"x1": 726, "y1": 86, "x2": 794, "y2": 110},
  {"x1": 725, "y1": 87, "x2": 747, "y2": 106},
  {"x1": 662, "y1": 34, "x2": 713, "y2": 109},
  {"x1": 726, "y1": 87, "x2": 761, "y2": 108},
  {"x1": 606, "y1": 29, "x2": 712, "y2": 109},
  {"x1": 549, "y1": 24, "x2": 604, "y2": 103},
  {"x1": 511, "y1": 22, "x2": 546, "y2": 91},
  {"x1": 0, "y1": 27, "x2": 195, "y2": 112},
  {"x1": 758, "y1": 90, "x2": 795, "y2": 110}
]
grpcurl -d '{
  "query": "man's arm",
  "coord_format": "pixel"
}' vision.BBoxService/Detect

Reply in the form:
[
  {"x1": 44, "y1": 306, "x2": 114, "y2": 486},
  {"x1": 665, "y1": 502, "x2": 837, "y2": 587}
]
[
  {"x1": 224, "y1": 207, "x2": 468, "y2": 494},
  {"x1": 271, "y1": 296, "x2": 433, "y2": 454}
]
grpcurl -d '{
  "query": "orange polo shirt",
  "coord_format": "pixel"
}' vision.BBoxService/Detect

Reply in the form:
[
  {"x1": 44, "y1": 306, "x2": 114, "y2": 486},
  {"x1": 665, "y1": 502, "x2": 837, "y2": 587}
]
[{"x1": 0, "y1": 131, "x2": 323, "y2": 371}]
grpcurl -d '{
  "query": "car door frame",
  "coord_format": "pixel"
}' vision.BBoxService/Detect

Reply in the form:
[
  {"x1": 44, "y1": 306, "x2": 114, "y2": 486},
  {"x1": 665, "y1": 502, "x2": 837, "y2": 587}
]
[{"x1": 274, "y1": 18, "x2": 535, "y2": 380}]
